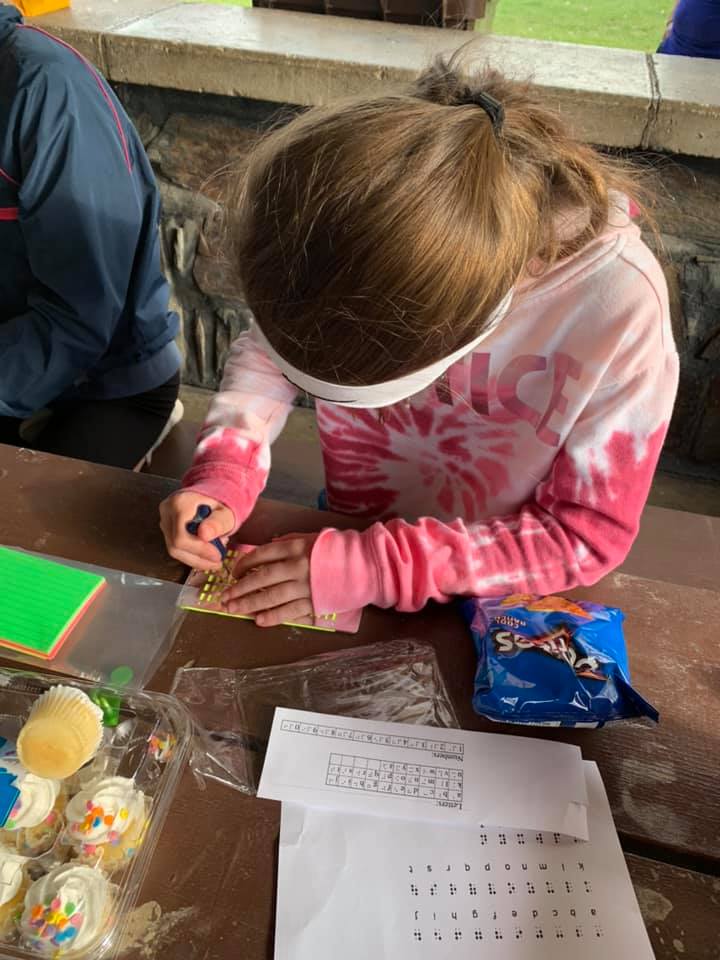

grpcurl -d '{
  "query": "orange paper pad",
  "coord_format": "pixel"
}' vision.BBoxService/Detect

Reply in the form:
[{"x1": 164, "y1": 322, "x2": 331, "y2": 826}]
[{"x1": 0, "y1": 547, "x2": 106, "y2": 659}]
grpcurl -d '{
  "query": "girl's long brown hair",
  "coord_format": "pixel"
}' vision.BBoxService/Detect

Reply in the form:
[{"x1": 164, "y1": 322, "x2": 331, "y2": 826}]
[{"x1": 230, "y1": 52, "x2": 647, "y2": 386}]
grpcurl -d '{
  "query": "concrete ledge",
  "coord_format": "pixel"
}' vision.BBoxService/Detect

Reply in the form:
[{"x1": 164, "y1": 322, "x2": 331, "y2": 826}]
[
  {"x1": 649, "y1": 53, "x2": 720, "y2": 158},
  {"x1": 32, "y1": 1, "x2": 720, "y2": 158},
  {"x1": 31, "y1": 0, "x2": 179, "y2": 62}
]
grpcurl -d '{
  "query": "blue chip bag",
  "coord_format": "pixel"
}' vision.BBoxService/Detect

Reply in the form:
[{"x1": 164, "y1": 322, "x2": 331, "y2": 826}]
[{"x1": 462, "y1": 593, "x2": 658, "y2": 728}]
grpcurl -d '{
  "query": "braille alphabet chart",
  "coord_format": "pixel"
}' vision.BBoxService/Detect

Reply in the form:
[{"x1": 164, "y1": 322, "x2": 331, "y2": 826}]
[
  {"x1": 275, "y1": 763, "x2": 655, "y2": 960},
  {"x1": 259, "y1": 709, "x2": 589, "y2": 838}
]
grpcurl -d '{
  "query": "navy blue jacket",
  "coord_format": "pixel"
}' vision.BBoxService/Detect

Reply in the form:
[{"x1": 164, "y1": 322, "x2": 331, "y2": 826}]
[
  {"x1": 0, "y1": 6, "x2": 180, "y2": 418},
  {"x1": 658, "y1": 0, "x2": 720, "y2": 58}
]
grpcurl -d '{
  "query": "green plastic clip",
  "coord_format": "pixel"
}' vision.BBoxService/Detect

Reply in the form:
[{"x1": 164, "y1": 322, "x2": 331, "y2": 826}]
[
  {"x1": 89, "y1": 689, "x2": 122, "y2": 727},
  {"x1": 90, "y1": 666, "x2": 134, "y2": 727}
]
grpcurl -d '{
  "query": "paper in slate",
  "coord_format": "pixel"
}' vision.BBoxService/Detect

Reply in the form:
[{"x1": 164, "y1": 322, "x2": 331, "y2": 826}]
[
  {"x1": 0, "y1": 546, "x2": 106, "y2": 659},
  {"x1": 258, "y1": 708, "x2": 588, "y2": 839},
  {"x1": 179, "y1": 549, "x2": 362, "y2": 633},
  {"x1": 276, "y1": 762, "x2": 655, "y2": 960}
]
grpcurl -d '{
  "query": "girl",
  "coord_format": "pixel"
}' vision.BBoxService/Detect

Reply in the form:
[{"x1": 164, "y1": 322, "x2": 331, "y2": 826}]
[{"x1": 160, "y1": 57, "x2": 679, "y2": 627}]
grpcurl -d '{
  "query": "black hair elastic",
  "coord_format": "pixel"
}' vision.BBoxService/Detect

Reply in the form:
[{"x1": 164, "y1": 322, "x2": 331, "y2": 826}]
[{"x1": 474, "y1": 92, "x2": 505, "y2": 135}]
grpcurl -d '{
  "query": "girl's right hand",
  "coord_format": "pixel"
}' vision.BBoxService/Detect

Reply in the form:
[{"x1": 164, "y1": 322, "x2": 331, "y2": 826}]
[{"x1": 159, "y1": 491, "x2": 235, "y2": 570}]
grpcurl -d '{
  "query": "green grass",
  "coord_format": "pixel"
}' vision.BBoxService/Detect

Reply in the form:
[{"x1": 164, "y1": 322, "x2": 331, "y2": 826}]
[
  {"x1": 491, "y1": 0, "x2": 671, "y2": 51},
  {"x1": 200, "y1": 0, "x2": 672, "y2": 52}
]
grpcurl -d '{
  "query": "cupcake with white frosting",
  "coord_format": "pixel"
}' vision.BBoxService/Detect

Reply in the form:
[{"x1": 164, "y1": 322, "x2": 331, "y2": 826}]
[
  {"x1": 0, "y1": 848, "x2": 29, "y2": 938},
  {"x1": 19, "y1": 863, "x2": 112, "y2": 956},
  {"x1": 0, "y1": 763, "x2": 66, "y2": 858},
  {"x1": 65, "y1": 777, "x2": 148, "y2": 873}
]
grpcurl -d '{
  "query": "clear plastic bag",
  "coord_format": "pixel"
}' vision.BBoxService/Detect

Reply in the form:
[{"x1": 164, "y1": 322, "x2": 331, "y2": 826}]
[
  {"x1": 171, "y1": 639, "x2": 459, "y2": 796},
  {"x1": 2, "y1": 548, "x2": 185, "y2": 687}
]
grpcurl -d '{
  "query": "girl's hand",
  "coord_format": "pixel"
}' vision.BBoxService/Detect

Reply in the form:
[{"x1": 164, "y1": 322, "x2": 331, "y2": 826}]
[
  {"x1": 221, "y1": 535, "x2": 317, "y2": 627},
  {"x1": 159, "y1": 492, "x2": 234, "y2": 570}
]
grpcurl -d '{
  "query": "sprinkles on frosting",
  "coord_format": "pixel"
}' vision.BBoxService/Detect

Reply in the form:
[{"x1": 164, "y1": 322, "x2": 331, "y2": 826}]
[
  {"x1": 4, "y1": 797, "x2": 22, "y2": 831},
  {"x1": 73, "y1": 802, "x2": 129, "y2": 846},
  {"x1": 4, "y1": 801, "x2": 56, "y2": 833},
  {"x1": 148, "y1": 733, "x2": 176, "y2": 763},
  {"x1": 27, "y1": 897, "x2": 83, "y2": 948}
]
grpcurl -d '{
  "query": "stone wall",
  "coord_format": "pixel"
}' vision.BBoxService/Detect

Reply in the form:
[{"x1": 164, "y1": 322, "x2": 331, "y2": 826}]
[
  {"x1": 651, "y1": 170, "x2": 720, "y2": 465},
  {"x1": 115, "y1": 83, "x2": 720, "y2": 467}
]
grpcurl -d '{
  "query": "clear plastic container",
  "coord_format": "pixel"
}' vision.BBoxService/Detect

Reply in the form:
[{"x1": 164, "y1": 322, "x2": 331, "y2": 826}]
[{"x1": 0, "y1": 668, "x2": 191, "y2": 959}]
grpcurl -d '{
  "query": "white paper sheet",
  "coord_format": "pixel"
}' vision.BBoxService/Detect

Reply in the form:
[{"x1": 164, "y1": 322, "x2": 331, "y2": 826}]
[
  {"x1": 258, "y1": 708, "x2": 588, "y2": 838},
  {"x1": 275, "y1": 762, "x2": 655, "y2": 960}
]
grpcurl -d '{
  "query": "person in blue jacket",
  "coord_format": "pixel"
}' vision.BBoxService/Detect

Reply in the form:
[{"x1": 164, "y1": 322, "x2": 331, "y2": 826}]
[
  {"x1": 658, "y1": 0, "x2": 720, "y2": 59},
  {"x1": 0, "y1": 5, "x2": 183, "y2": 469}
]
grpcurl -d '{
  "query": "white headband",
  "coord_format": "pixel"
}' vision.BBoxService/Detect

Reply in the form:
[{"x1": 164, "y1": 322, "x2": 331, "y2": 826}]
[{"x1": 251, "y1": 288, "x2": 514, "y2": 409}]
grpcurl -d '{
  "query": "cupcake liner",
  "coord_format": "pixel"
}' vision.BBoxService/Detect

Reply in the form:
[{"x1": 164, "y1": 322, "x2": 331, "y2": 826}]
[
  {"x1": 0, "y1": 885, "x2": 26, "y2": 940},
  {"x1": 0, "y1": 852, "x2": 29, "y2": 940},
  {"x1": 25, "y1": 688, "x2": 104, "y2": 731},
  {"x1": 17, "y1": 688, "x2": 103, "y2": 780},
  {"x1": 81, "y1": 809, "x2": 149, "y2": 876},
  {"x1": 12, "y1": 797, "x2": 68, "y2": 860}
]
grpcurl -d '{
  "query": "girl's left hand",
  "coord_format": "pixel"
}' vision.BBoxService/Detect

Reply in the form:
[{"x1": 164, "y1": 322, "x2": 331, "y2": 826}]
[{"x1": 220, "y1": 535, "x2": 317, "y2": 627}]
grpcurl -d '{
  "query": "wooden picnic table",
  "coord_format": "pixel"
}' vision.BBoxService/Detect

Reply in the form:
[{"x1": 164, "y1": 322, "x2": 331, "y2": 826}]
[{"x1": 0, "y1": 442, "x2": 718, "y2": 959}]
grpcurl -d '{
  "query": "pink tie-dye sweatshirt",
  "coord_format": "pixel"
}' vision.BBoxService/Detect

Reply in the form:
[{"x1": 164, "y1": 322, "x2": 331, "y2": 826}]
[{"x1": 182, "y1": 213, "x2": 679, "y2": 616}]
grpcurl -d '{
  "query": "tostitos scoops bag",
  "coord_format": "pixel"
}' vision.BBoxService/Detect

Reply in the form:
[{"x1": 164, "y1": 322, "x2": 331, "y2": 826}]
[{"x1": 462, "y1": 594, "x2": 658, "y2": 728}]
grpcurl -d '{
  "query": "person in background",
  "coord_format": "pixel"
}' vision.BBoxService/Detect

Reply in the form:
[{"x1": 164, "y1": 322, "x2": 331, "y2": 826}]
[
  {"x1": 0, "y1": 4, "x2": 182, "y2": 470},
  {"x1": 160, "y1": 56, "x2": 678, "y2": 627},
  {"x1": 658, "y1": 0, "x2": 720, "y2": 59}
]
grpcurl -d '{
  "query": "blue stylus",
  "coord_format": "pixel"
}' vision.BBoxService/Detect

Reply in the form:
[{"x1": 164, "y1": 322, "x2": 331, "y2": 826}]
[{"x1": 186, "y1": 504, "x2": 227, "y2": 560}]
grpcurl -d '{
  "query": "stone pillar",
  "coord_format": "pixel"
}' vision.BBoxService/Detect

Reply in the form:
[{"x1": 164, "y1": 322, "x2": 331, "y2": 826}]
[
  {"x1": 652, "y1": 158, "x2": 720, "y2": 464},
  {"x1": 116, "y1": 85, "x2": 272, "y2": 390}
]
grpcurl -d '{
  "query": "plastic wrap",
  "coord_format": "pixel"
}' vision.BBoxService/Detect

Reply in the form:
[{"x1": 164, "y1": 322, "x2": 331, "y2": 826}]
[
  {"x1": 171, "y1": 640, "x2": 459, "y2": 796},
  {"x1": 2, "y1": 547, "x2": 185, "y2": 688}
]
